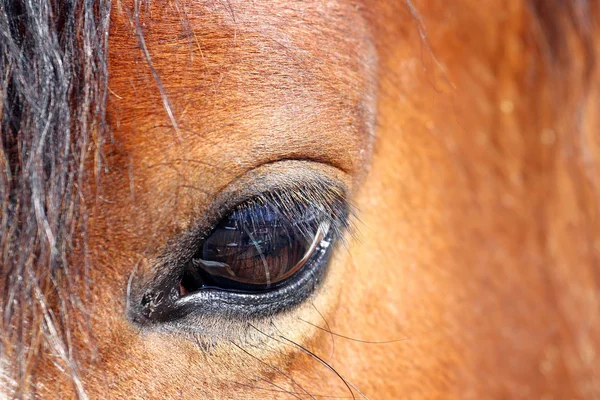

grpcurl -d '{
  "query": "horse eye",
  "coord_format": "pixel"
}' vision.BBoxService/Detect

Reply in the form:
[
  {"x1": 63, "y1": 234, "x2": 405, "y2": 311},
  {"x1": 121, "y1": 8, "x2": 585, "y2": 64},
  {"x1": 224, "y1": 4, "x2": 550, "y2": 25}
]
[
  {"x1": 179, "y1": 200, "x2": 332, "y2": 294},
  {"x1": 134, "y1": 185, "x2": 347, "y2": 323}
]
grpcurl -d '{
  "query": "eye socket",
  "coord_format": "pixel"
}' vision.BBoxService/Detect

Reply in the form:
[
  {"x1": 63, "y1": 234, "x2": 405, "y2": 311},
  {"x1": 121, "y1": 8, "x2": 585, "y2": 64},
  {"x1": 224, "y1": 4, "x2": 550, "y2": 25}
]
[
  {"x1": 133, "y1": 181, "x2": 349, "y2": 325},
  {"x1": 179, "y1": 197, "x2": 333, "y2": 294}
]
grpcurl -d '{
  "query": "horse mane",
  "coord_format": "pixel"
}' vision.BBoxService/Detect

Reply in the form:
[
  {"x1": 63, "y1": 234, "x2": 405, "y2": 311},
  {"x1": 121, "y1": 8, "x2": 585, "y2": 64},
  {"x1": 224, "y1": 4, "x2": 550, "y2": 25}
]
[
  {"x1": 0, "y1": 0, "x2": 597, "y2": 397},
  {"x1": 0, "y1": 0, "x2": 110, "y2": 395}
]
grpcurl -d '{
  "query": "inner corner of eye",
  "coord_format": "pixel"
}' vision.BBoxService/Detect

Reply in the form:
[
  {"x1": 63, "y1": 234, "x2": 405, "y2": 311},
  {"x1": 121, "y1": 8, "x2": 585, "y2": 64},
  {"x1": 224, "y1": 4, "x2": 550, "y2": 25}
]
[{"x1": 176, "y1": 188, "x2": 342, "y2": 298}]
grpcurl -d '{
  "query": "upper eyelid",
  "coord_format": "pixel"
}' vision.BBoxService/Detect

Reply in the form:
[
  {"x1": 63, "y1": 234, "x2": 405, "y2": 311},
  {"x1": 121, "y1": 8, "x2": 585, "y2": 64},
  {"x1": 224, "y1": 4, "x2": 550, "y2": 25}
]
[
  {"x1": 141, "y1": 164, "x2": 349, "y2": 274},
  {"x1": 227, "y1": 192, "x2": 346, "y2": 250},
  {"x1": 200, "y1": 175, "x2": 349, "y2": 241}
]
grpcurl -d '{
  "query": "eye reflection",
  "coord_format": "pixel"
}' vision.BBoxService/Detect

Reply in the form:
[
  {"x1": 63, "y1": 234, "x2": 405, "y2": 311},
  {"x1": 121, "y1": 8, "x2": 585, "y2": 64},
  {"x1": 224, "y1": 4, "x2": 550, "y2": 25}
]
[{"x1": 181, "y1": 199, "x2": 333, "y2": 293}]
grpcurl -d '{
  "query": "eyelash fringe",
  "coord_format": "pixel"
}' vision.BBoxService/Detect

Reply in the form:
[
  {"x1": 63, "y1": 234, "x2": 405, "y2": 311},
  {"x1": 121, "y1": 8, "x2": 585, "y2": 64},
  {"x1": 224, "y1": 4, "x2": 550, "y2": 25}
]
[{"x1": 232, "y1": 180, "x2": 353, "y2": 245}]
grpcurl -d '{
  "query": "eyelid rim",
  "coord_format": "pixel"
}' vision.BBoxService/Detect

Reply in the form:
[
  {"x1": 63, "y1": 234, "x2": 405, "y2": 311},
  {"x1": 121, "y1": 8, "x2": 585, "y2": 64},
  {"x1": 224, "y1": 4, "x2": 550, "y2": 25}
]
[
  {"x1": 129, "y1": 206, "x2": 346, "y2": 331},
  {"x1": 140, "y1": 225, "x2": 339, "y2": 327},
  {"x1": 126, "y1": 161, "x2": 351, "y2": 332}
]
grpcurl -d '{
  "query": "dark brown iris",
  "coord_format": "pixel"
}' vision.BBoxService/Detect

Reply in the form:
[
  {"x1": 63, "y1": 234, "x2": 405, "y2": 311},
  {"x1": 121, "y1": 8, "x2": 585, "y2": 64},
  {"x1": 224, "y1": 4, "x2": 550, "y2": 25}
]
[{"x1": 189, "y1": 202, "x2": 328, "y2": 289}]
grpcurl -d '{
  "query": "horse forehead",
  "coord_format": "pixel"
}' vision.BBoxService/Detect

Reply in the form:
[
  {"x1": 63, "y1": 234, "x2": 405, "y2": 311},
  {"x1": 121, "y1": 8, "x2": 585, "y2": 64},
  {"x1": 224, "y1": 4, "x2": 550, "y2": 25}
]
[{"x1": 107, "y1": 0, "x2": 377, "y2": 180}]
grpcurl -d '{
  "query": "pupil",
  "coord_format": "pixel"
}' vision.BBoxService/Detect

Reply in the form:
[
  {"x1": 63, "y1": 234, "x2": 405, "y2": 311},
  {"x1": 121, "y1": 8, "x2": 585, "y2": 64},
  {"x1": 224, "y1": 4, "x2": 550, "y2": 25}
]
[{"x1": 195, "y1": 202, "x2": 324, "y2": 287}]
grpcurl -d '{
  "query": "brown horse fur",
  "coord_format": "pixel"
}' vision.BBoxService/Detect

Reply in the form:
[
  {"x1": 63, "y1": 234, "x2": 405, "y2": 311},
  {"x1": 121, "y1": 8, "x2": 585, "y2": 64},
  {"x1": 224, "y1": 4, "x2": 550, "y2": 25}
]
[{"x1": 1, "y1": 0, "x2": 600, "y2": 398}]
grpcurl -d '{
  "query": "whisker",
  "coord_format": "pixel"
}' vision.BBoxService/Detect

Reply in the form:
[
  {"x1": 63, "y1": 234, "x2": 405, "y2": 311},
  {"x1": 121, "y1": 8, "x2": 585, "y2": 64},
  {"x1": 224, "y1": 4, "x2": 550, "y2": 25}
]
[
  {"x1": 228, "y1": 380, "x2": 302, "y2": 397},
  {"x1": 299, "y1": 318, "x2": 411, "y2": 345},
  {"x1": 257, "y1": 377, "x2": 306, "y2": 399},
  {"x1": 310, "y1": 302, "x2": 335, "y2": 360},
  {"x1": 133, "y1": 0, "x2": 182, "y2": 142},
  {"x1": 228, "y1": 338, "x2": 316, "y2": 400},
  {"x1": 230, "y1": 379, "x2": 357, "y2": 399},
  {"x1": 248, "y1": 323, "x2": 365, "y2": 400},
  {"x1": 278, "y1": 335, "x2": 369, "y2": 400}
]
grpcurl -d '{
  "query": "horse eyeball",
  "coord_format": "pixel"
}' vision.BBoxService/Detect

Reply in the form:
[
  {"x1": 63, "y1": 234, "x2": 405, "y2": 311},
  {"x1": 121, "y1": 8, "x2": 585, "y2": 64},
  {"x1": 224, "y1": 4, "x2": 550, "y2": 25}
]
[{"x1": 179, "y1": 197, "x2": 335, "y2": 294}]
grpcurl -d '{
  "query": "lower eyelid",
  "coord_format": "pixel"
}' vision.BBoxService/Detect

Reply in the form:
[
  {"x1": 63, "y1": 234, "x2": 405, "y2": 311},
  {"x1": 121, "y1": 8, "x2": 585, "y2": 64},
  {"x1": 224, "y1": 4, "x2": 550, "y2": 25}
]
[{"x1": 129, "y1": 224, "x2": 339, "y2": 332}]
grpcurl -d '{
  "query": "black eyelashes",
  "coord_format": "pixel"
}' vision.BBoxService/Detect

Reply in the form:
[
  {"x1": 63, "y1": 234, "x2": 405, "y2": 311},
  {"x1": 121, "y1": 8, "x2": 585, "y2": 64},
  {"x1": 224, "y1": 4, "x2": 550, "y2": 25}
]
[
  {"x1": 178, "y1": 185, "x2": 348, "y2": 294},
  {"x1": 131, "y1": 179, "x2": 350, "y2": 326}
]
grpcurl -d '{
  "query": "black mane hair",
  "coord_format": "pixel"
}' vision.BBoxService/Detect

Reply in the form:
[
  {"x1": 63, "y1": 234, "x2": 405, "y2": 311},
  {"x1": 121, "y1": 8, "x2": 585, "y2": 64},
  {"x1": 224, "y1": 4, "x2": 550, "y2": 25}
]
[
  {"x1": 0, "y1": 0, "x2": 110, "y2": 396},
  {"x1": 0, "y1": 0, "x2": 596, "y2": 398}
]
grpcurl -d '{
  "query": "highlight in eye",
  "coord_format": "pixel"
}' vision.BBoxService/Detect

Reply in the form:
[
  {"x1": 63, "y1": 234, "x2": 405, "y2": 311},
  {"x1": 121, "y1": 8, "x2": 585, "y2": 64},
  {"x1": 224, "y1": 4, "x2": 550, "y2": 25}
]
[
  {"x1": 192, "y1": 204, "x2": 329, "y2": 286},
  {"x1": 178, "y1": 183, "x2": 349, "y2": 295}
]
